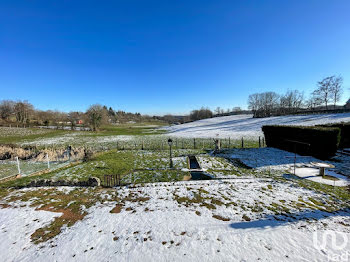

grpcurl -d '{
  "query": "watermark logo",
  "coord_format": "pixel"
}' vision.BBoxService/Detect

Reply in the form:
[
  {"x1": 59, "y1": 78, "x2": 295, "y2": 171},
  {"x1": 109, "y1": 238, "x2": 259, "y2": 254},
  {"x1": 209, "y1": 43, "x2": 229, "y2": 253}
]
[{"x1": 313, "y1": 228, "x2": 349, "y2": 261}]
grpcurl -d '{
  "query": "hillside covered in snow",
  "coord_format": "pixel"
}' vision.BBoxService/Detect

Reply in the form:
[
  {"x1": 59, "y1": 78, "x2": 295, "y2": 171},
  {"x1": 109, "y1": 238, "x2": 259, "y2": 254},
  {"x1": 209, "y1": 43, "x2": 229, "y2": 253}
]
[{"x1": 165, "y1": 113, "x2": 350, "y2": 139}]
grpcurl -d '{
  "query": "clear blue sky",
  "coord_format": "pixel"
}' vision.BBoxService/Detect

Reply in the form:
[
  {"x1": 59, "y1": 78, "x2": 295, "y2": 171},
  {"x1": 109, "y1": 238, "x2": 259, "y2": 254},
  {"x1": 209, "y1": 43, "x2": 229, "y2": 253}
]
[{"x1": 1, "y1": 0, "x2": 350, "y2": 115}]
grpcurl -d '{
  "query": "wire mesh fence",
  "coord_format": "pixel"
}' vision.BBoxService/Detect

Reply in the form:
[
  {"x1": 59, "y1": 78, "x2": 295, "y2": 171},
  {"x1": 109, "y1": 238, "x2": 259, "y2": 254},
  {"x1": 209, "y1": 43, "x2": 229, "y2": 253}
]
[
  {"x1": 0, "y1": 158, "x2": 72, "y2": 181},
  {"x1": 85, "y1": 137, "x2": 265, "y2": 152}
]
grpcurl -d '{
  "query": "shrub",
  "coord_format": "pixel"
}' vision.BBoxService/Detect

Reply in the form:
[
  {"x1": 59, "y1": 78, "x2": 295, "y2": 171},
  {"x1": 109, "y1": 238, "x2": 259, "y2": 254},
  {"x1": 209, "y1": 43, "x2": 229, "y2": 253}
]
[
  {"x1": 317, "y1": 122, "x2": 350, "y2": 148},
  {"x1": 262, "y1": 125, "x2": 341, "y2": 159}
]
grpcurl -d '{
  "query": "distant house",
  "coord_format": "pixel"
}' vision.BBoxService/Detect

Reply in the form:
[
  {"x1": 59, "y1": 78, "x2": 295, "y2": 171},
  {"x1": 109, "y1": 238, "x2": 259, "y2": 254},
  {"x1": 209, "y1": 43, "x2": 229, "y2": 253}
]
[
  {"x1": 77, "y1": 120, "x2": 83, "y2": 125},
  {"x1": 345, "y1": 99, "x2": 350, "y2": 109}
]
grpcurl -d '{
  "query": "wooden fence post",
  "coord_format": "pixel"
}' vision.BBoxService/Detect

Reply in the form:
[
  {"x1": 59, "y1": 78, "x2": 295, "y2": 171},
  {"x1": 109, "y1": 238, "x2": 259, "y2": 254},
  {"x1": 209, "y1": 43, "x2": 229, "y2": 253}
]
[
  {"x1": 259, "y1": 136, "x2": 261, "y2": 148},
  {"x1": 241, "y1": 137, "x2": 244, "y2": 148}
]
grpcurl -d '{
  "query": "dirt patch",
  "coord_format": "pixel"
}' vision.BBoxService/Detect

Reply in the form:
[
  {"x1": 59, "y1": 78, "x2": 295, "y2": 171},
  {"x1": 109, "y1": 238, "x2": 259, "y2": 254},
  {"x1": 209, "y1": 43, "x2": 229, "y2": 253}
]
[
  {"x1": 242, "y1": 214, "x2": 251, "y2": 221},
  {"x1": 6, "y1": 188, "x2": 99, "y2": 244},
  {"x1": 110, "y1": 204, "x2": 123, "y2": 214},
  {"x1": 212, "y1": 214, "x2": 230, "y2": 221},
  {"x1": 123, "y1": 193, "x2": 150, "y2": 203},
  {"x1": 0, "y1": 203, "x2": 11, "y2": 209},
  {"x1": 31, "y1": 205, "x2": 87, "y2": 244}
]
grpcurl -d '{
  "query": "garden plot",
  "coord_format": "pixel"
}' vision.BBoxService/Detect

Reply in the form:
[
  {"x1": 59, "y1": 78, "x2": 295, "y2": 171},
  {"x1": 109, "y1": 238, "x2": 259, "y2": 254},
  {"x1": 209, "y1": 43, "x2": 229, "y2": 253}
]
[{"x1": 0, "y1": 179, "x2": 349, "y2": 262}]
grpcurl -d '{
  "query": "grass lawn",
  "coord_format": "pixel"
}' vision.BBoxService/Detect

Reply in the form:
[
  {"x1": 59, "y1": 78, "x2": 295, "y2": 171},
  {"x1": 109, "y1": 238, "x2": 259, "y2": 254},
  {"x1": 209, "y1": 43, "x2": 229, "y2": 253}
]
[
  {"x1": 0, "y1": 149, "x2": 199, "y2": 188},
  {"x1": 0, "y1": 121, "x2": 167, "y2": 145},
  {"x1": 94, "y1": 122, "x2": 168, "y2": 136},
  {"x1": 0, "y1": 127, "x2": 69, "y2": 144}
]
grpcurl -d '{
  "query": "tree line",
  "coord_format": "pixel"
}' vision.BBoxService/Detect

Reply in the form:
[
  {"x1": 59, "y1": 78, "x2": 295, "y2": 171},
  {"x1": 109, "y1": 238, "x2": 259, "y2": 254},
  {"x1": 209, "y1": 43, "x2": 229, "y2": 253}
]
[
  {"x1": 0, "y1": 101, "x2": 155, "y2": 131},
  {"x1": 248, "y1": 75, "x2": 346, "y2": 118}
]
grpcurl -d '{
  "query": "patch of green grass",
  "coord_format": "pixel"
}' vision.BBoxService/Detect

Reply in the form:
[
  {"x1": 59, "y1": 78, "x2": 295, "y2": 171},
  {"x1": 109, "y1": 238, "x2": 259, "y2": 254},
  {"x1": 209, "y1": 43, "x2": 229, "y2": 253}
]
[
  {"x1": 0, "y1": 149, "x2": 193, "y2": 188},
  {"x1": 0, "y1": 128, "x2": 69, "y2": 144},
  {"x1": 87, "y1": 123, "x2": 166, "y2": 136}
]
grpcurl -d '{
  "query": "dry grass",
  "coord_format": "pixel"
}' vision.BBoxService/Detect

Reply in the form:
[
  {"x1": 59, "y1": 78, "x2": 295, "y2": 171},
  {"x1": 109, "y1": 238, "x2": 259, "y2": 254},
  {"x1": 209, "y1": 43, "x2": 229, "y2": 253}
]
[
  {"x1": 110, "y1": 204, "x2": 123, "y2": 213},
  {"x1": 3, "y1": 188, "x2": 101, "y2": 244},
  {"x1": 212, "y1": 214, "x2": 230, "y2": 221}
]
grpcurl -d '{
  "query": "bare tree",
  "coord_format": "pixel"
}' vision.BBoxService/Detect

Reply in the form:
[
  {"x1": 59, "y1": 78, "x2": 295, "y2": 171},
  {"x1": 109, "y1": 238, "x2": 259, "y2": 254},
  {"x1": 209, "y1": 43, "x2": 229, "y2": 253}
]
[
  {"x1": 14, "y1": 101, "x2": 33, "y2": 124},
  {"x1": 86, "y1": 104, "x2": 107, "y2": 131},
  {"x1": 214, "y1": 107, "x2": 222, "y2": 115},
  {"x1": 248, "y1": 93, "x2": 260, "y2": 117},
  {"x1": 330, "y1": 76, "x2": 343, "y2": 109},
  {"x1": 306, "y1": 94, "x2": 322, "y2": 111},
  {"x1": 313, "y1": 76, "x2": 335, "y2": 109},
  {"x1": 190, "y1": 107, "x2": 213, "y2": 121},
  {"x1": 280, "y1": 90, "x2": 304, "y2": 114},
  {"x1": 67, "y1": 111, "x2": 82, "y2": 130},
  {"x1": 248, "y1": 92, "x2": 279, "y2": 117},
  {"x1": 261, "y1": 92, "x2": 280, "y2": 117},
  {"x1": 0, "y1": 100, "x2": 15, "y2": 120}
]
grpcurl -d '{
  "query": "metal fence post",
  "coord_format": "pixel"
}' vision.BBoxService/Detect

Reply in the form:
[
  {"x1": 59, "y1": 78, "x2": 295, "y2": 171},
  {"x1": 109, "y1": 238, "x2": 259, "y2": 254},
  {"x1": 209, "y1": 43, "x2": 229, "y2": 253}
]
[
  {"x1": 46, "y1": 153, "x2": 50, "y2": 169},
  {"x1": 16, "y1": 156, "x2": 21, "y2": 175}
]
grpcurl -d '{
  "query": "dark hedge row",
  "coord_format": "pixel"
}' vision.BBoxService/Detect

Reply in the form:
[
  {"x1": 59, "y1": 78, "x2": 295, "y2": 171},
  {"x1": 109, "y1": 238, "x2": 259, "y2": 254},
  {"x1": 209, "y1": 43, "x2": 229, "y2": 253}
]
[
  {"x1": 317, "y1": 122, "x2": 350, "y2": 148},
  {"x1": 262, "y1": 125, "x2": 341, "y2": 159}
]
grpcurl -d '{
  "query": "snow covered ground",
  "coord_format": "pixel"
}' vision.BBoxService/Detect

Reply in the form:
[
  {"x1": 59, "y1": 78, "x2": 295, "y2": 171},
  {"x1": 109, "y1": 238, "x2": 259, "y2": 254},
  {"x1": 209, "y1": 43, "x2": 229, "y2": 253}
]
[
  {"x1": 221, "y1": 147, "x2": 350, "y2": 185},
  {"x1": 20, "y1": 133, "x2": 134, "y2": 147},
  {"x1": 165, "y1": 113, "x2": 350, "y2": 138},
  {"x1": 293, "y1": 168, "x2": 348, "y2": 187},
  {"x1": 0, "y1": 182, "x2": 349, "y2": 262}
]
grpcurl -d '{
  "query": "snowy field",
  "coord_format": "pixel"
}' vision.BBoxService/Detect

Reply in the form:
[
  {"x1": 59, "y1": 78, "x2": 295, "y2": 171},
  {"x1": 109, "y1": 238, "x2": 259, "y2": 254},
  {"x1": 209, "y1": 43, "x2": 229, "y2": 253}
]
[
  {"x1": 221, "y1": 148, "x2": 350, "y2": 186},
  {"x1": 165, "y1": 113, "x2": 350, "y2": 138},
  {"x1": 0, "y1": 182, "x2": 349, "y2": 262},
  {"x1": 20, "y1": 133, "x2": 134, "y2": 147}
]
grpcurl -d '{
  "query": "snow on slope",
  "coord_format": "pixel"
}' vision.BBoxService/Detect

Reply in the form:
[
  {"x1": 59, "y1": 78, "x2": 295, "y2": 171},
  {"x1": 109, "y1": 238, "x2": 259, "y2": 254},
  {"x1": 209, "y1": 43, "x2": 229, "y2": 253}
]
[
  {"x1": 1, "y1": 183, "x2": 349, "y2": 262},
  {"x1": 0, "y1": 206, "x2": 61, "y2": 262},
  {"x1": 165, "y1": 113, "x2": 350, "y2": 138}
]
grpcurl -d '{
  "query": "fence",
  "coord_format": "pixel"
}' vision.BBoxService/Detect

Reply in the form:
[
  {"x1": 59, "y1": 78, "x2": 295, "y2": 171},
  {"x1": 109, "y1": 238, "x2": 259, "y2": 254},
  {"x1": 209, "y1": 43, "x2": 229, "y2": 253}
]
[
  {"x1": 89, "y1": 136, "x2": 266, "y2": 152},
  {"x1": 0, "y1": 157, "x2": 72, "y2": 181}
]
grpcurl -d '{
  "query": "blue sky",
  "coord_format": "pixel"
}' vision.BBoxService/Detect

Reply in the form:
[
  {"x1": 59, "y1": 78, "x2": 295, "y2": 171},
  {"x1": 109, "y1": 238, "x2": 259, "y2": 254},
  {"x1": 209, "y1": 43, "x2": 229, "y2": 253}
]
[{"x1": 1, "y1": 0, "x2": 350, "y2": 115}]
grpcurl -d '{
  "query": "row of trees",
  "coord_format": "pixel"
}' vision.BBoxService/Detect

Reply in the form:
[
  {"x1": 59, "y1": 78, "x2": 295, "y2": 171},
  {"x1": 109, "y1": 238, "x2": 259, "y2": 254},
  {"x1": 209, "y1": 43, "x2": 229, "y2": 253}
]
[
  {"x1": 308, "y1": 75, "x2": 343, "y2": 110},
  {"x1": 248, "y1": 75, "x2": 346, "y2": 118},
  {"x1": 0, "y1": 100, "x2": 34, "y2": 123},
  {"x1": 0, "y1": 100, "x2": 153, "y2": 131},
  {"x1": 159, "y1": 107, "x2": 214, "y2": 124}
]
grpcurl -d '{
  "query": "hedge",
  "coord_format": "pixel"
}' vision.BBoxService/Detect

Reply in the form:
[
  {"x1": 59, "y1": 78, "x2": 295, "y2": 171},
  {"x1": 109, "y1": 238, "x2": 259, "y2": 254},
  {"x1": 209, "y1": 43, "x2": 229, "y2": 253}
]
[
  {"x1": 317, "y1": 122, "x2": 350, "y2": 148},
  {"x1": 262, "y1": 125, "x2": 341, "y2": 159}
]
